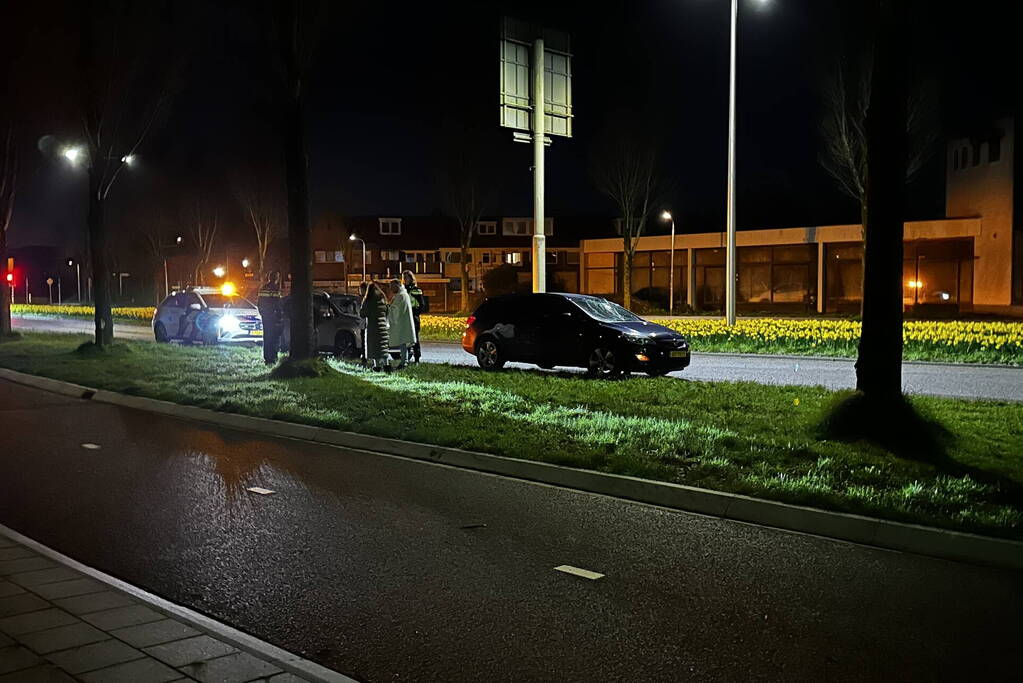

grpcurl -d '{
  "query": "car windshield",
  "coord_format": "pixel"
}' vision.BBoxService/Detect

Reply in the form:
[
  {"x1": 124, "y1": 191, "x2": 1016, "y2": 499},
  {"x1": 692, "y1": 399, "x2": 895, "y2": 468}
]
[
  {"x1": 201, "y1": 294, "x2": 254, "y2": 310},
  {"x1": 569, "y1": 297, "x2": 644, "y2": 323}
]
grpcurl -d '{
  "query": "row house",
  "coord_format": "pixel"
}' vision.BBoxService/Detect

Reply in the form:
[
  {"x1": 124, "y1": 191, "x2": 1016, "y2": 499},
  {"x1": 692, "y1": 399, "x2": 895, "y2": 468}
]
[{"x1": 310, "y1": 215, "x2": 616, "y2": 311}]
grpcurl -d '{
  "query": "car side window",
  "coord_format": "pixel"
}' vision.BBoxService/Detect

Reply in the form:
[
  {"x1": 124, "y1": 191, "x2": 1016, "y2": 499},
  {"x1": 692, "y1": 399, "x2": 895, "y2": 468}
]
[
  {"x1": 185, "y1": 293, "x2": 202, "y2": 309},
  {"x1": 164, "y1": 294, "x2": 179, "y2": 309}
]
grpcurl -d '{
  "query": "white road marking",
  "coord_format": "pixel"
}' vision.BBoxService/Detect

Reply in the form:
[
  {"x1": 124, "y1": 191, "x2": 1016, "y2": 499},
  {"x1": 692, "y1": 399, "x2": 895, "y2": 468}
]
[
  {"x1": 80, "y1": 443, "x2": 101, "y2": 450},
  {"x1": 246, "y1": 487, "x2": 276, "y2": 495},
  {"x1": 554, "y1": 565, "x2": 605, "y2": 580}
]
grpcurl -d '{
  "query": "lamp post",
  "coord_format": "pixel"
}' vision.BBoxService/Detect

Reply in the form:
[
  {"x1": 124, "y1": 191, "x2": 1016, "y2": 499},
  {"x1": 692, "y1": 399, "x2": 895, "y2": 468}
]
[
  {"x1": 723, "y1": 0, "x2": 769, "y2": 326},
  {"x1": 163, "y1": 235, "x2": 183, "y2": 299},
  {"x1": 661, "y1": 211, "x2": 676, "y2": 316},
  {"x1": 67, "y1": 259, "x2": 81, "y2": 303},
  {"x1": 349, "y1": 234, "x2": 366, "y2": 282}
]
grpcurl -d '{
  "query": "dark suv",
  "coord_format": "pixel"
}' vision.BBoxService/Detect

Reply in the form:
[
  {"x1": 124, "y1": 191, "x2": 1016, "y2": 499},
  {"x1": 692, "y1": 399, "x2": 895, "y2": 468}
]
[
  {"x1": 281, "y1": 291, "x2": 365, "y2": 358},
  {"x1": 461, "y1": 293, "x2": 691, "y2": 377}
]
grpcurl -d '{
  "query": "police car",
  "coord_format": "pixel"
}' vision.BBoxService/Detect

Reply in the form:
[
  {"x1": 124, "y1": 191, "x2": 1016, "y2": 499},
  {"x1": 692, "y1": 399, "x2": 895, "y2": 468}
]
[{"x1": 153, "y1": 285, "x2": 263, "y2": 345}]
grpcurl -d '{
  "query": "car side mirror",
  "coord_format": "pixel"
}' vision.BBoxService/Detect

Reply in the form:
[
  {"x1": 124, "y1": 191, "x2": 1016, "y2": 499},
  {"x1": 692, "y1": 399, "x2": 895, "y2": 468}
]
[{"x1": 189, "y1": 303, "x2": 201, "y2": 311}]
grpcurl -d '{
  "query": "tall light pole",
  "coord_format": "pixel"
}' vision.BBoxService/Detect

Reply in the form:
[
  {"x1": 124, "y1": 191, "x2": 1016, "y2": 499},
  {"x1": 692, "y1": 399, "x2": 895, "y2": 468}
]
[
  {"x1": 67, "y1": 259, "x2": 81, "y2": 303},
  {"x1": 724, "y1": 0, "x2": 769, "y2": 326},
  {"x1": 163, "y1": 235, "x2": 182, "y2": 299},
  {"x1": 532, "y1": 36, "x2": 547, "y2": 293},
  {"x1": 350, "y1": 234, "x2": 366, "y2": 281},
  {"x1": 661, "y1": 211, "x2": 676, "y2": 316}
]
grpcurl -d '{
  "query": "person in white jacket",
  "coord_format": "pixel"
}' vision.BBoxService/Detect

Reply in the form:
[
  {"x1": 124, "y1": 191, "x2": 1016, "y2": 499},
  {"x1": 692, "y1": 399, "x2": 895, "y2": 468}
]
[{"x1": 387, "y1": 279, "x2": 417, "y2": 368}]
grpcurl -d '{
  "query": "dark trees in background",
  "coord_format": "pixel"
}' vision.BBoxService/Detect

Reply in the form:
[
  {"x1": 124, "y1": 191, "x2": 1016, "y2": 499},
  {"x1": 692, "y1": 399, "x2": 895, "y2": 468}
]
[
  {"x1": 273, "y1": 0, "x2": 321, "y2": 363},
  {"x1": 0, "y1": 127, "x2": 15, "y2": 339},
  {"x1": 592, "y1": 126, "x2": 666, "y2": 312},
  {"x1": 446, "y1": 129, "x2": 489, "y2": 313},
  {"x1": 233, "y1": 170, "x2": 283, "y2": 282},
  {"x1": 76, "y1": 0, "x2": 173, "y2": 347},
  {"x1": 188, "y1": 205, "x2": 219, "y2": 287},
  {"x1": 856, "y1": 0, "x2": 908, "y2": 399},
  {"x1": 819, "y1": 51, "x2": 937, "y2": 233}
]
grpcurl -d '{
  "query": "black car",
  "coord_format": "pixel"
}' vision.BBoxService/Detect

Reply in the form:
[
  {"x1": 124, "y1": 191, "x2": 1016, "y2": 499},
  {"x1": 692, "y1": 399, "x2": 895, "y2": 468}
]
[
  {"x1": 281, "y1": 291, "x2": 365, "y2": 358},
  {"x1": 462, "y1": 293, "x2": 691, "y2": 377}
]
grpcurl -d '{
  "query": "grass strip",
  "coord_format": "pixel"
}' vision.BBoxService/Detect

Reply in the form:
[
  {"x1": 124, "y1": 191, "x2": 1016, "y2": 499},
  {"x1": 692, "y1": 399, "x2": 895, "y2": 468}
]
[{"x1": 1, "y1": 331, "x2": 1021, "y2": 539}]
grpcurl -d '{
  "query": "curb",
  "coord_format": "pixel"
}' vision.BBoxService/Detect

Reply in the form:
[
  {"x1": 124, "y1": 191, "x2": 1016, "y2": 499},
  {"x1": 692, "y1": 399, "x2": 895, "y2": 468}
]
[
  {"x1": 0, "y1": 522, "x2": 358, "y2": 683},
  {"x1": 1, "y1": 367, "x2": 1021, "y2": 573}
]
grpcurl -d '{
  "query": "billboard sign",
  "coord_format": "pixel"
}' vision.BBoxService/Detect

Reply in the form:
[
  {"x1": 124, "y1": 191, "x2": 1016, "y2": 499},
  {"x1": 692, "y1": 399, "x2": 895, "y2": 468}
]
[{"x1": 499, "y1": 18, "x2": 573, "y2": 138}]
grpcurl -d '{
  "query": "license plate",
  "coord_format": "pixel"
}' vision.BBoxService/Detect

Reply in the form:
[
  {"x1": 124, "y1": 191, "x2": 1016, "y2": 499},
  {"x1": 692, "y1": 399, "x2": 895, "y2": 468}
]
[
  {"x1": 250, "y1": 330, "x2": 263, "y2": 337},
  {"x1": 669, "y1": 350, "x2": 687, "y2": 358}
]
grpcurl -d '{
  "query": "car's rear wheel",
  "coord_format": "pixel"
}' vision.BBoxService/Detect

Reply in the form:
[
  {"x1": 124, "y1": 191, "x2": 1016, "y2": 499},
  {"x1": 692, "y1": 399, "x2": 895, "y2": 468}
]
[
  {"x1": 476, "y1": 338, "x2": 505, "y2": 370},
  {"x1": 587, "y1": 346, "x2": 621, "y2": 379},
  {"x1": 334, "y1": 331, "x2": 357, "y2": 359},
  {"x1": 154, "y1": 322, "x2": 169, "y2": 343}
]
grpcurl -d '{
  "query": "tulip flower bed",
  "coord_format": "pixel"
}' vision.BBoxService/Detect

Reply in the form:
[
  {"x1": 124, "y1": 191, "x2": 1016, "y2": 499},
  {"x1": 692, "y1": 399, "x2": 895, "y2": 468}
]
[
  {"x1": 12, "y1": 304, "x2": 155, "y2": 323},
  {"x1": 1, "y1": 331, "x2": 1020, "y2": 539}
]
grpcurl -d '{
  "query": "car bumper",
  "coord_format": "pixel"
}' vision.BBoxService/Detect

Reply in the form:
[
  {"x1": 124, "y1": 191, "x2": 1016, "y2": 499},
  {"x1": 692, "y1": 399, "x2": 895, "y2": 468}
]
[{"x1": 626, "y1": 346, "x2": 691, "y2": 372}]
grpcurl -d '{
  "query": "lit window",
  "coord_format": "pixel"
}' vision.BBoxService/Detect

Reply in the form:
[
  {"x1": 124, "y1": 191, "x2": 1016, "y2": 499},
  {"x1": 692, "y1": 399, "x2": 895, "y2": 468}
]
[
  {"x1": 314, "y1": 250, "x2": 327, "y2": 263},
  {"x1": 477, "y1": 221, "x2": 497, "y2": 235},
  {"x1": 504, "y1": 252, "x2": 523, "y2": 265},
  {"x1": 379, "y1": 218, "x2": 402, "y2": 235},
  {"x1": 502, "y1": 219, "x2": 530, "y2": 236},
  {"x1": 381, "y1": 250, "x2": 400, "y2": 261}
]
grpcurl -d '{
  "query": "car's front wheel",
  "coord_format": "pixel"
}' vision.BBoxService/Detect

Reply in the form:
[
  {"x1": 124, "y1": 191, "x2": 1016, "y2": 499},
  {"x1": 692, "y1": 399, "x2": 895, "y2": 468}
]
[
  {"x1": 154, "y1": 322, "x2": 169, "y2": 343},
  {"x1": 334, "y1": 331, "x2": 357, "y2": 359},
  {"x1": 476, "y1": 337, "x2": 505, "y2": 370},
  {"x1": 587, "y1": 346, "x2": 621, "y2": 379}
]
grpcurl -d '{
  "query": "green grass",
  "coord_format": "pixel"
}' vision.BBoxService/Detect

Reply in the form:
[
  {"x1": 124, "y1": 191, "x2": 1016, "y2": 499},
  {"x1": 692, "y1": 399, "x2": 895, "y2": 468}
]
[{"x1": 2, "y1": 331, "x2": 1021, "y2": 539}]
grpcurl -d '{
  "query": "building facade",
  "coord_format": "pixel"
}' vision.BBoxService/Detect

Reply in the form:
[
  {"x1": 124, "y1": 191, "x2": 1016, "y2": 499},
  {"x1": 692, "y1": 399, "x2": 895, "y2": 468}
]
[{"x1": 580, "y1": 117, "x2": 1022, "y2": 317}]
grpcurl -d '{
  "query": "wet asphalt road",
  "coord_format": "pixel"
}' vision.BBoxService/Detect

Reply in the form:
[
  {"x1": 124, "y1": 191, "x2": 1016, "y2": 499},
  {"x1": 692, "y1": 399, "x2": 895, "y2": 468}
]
[
  {"x1": 13, "y1": 315, "x2": 1023, "y2": 401},
  {"x1": 1, "y1": 380, "x2": 1020, "y2": 682}
]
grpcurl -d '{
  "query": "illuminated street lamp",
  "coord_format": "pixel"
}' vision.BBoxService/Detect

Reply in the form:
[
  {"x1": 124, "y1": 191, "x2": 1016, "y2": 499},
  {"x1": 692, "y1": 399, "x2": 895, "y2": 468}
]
[
  {"x1": 661, "y1": 211, "x2": 676, "y2": 316},
  {"x1": 724, "y1": 0, "x2": 771, "y2": 326},
  {"x1": 241, "y1": 258, "x2": 251, "y2": 269},
  {"x1": 212, "y1": 266, "x2": 226, "y2": 279},
  {"x1": 62, "y1": 146, "x2": 84, "y2": 165},
  {"x1": 349, "y1": 234, "x2": 366, "y2": 282},
  {"x1": 121, "y1": 154, "x2": 136, "y2": 166},
  {"x1": 162, "y1": 236, "x2": 183, "y2": 298}
]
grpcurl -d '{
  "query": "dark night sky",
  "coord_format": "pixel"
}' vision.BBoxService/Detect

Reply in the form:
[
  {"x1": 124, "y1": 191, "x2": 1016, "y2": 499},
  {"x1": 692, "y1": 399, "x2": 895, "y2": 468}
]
[{"x1": 3, "y1": 0, "x2": 1018, "y2": 253}]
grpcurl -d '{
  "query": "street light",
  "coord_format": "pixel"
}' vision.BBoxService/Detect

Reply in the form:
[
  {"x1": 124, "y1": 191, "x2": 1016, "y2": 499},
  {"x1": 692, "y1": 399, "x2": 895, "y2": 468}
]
[
  {"x1": 241, "y1": 258, "x2": 250, "y2": 269},
  {"x1": 67, "y1": 259, "x2": 81, "y2": 302},
  {"x1": 724, "y1": 0, "x2": 770, "y2": 326},
  {"x1": 349, "y1": 234, "x2": 366, "y2": 282},
  {"x1": 162, "y1": 236, "x2": 183, "y2": 298},
  {"x1": 62, "y1": 146, "x2": 84, "y2": 165},
  {"x1": 121, "y1": 154, "x2": 135, "y2": 166},
  {"x1": 661, "y1": 211, "x2": 676, "y2": 316},
  {"x1": 212, "y1": 266, "x2": 226, "y2": 278}
]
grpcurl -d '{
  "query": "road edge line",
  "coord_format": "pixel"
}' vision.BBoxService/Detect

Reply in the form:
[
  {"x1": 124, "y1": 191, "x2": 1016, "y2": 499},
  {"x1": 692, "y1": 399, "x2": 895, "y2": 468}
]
[
  {"x1": 0, "y1": 521, "x2": 359, "y2": 683},
  {"x1": 2, "y1": 367, "x2": 1021, "y2": 573}
]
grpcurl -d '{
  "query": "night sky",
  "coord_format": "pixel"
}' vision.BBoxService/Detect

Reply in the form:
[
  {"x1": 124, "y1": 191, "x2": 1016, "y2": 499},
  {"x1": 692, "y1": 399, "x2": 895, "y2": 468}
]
[{"x1": 3, "y1": 0, "x2": 1017, "y2": 253}]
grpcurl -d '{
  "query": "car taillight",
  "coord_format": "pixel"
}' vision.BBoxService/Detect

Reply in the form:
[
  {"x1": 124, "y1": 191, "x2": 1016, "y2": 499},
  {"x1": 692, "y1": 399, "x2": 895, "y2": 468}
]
[{"x1": 465, "y1": 315, "x2": 476, "y2": 328}]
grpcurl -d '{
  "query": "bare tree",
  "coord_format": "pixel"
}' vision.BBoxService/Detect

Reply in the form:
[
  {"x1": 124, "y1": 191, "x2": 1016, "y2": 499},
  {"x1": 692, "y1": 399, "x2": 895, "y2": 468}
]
[
  {"x1": 446, "y1": 135, "x2": 487, "y2": 312},
  {"x1": 0, "y1": 126, "x2": 16, "y2": 339},
  {"x1": 233, "y1": 173, "x2": 282, "y2": 281},
  {"x1": 139, "y1": 213, "x2": 180, "y2": 304},
  {"x1": 819, "y1": 51, "x2": 936, "y2": 228},
  {"x1": 273, "y1": 0, "x2": 324, "y2": 364},
  {"x1": 592, "y1": 131, "x2": 664, "y2": 311},
  {"x1": 188, "y1": 206, "x2": 218, "y2": 287},
  {"x1": 75, "y1": 0, "x2": 175, "y2": 347}
]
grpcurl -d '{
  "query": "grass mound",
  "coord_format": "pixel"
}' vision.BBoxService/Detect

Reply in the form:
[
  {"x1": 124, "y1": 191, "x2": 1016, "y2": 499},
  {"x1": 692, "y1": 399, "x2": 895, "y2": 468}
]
[{"x1": 73, "y1": 341, "x2": 133, "y2": 358}]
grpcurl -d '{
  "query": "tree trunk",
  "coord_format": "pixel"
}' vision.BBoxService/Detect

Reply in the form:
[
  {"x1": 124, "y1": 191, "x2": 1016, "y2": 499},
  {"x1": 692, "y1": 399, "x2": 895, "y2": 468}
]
[
  {"x1": 278, "y1": 0, "x2": 314, "y2": 362},
  {"x1": 855, "y1": 0, "x2": 907, "y2": 398},
  {"x1": 87, "y1": 177, "x2": 113, "y2": 347},
  {"x1": 622, "y1": 247, "x2": 633, "y2": 311},
  {"x1": 0, "y1": 235, "x2": 10, "y2": 338},
  {"x1": 460, "y1": 248, "x2": 469, "y2": 313}
]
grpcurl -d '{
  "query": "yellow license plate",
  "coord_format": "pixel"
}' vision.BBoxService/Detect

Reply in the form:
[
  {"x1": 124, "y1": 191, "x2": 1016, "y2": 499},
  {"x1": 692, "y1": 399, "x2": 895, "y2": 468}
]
[
  {"x1": 250, "y1": 330, "x2": 263, "y2": 337},
  {"x1": 670, "y1": 350, "x2": 687, "y2": 358}
]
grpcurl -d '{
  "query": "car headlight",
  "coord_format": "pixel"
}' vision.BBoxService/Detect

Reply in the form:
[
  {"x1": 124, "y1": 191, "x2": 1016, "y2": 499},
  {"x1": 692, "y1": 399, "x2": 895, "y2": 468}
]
[{"x1": 218, "y1": 315, "x2": 240, "y2": 333}]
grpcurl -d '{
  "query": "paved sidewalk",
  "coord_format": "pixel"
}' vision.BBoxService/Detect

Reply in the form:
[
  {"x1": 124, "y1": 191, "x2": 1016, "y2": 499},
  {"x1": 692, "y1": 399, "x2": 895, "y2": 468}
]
[{"x1": 0, "y1": 532, "x2": 309, "y2": 683}]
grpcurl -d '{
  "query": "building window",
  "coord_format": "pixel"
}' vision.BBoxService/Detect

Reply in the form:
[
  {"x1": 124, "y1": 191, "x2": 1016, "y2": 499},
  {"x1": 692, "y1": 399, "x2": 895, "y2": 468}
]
[
  {"x1": 379, "y1": 217, "x2": 402, "y2": 235},
  {"x1": 381, "y1": 250, "x2": 400, "y2": 261},
  {"x1": 503, "y1": 219, "x2": 530, "y2": 236},
  {"x1": 504, "y1": 252, "x2": 523, "y2": 265},
  {"x1": 314, "y1": 250, "x2": 327, "y2": 264},
  {"x1": 481, "y1": 252, "x2": 492, "y2": 264},
  {"x1": 446, "y1": 251, "x2": 471, "y2": 264},
  {"x1": 477, "y1": 221, "x2": 497, "y2": 235},
  {"x1": 546, "y1": 251, "x2": 559, "y2": 265}
]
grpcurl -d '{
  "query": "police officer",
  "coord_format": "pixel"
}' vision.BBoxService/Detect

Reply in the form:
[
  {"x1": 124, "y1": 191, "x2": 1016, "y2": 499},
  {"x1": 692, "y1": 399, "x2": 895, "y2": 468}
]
[
  {"x1": 257, "y1": 271, "x2": 283, "y2": 364},
  {"x1": 402, "y1": 270, "x2": 426, "y2": 363}
]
